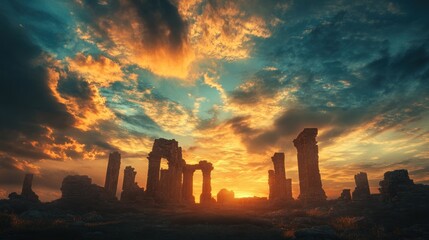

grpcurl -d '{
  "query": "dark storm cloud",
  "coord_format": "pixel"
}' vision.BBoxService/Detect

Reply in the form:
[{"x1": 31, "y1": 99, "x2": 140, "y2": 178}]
[
  {"x1": 0, "y1": 13, "x2": 119, "y2": 161},
  {"x1": 0, "y1": 13, "x2": 74, "y2": 159}
]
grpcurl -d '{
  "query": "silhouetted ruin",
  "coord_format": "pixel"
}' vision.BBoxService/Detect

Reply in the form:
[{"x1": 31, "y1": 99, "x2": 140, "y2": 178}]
[
  {"x1": 217, "y1": 189, "x2": 235, "y2": 205},
  {"x1": 268, "y1": 152, "x2": 293, "y2": 202},
  {"x1": 21, "y1": 174, "x2": 39, "y2": 202},
  {"x1": 379, "y1": 169, "x2": 415, "y2": 201},
  {"x1": 293, "y1": 128, "x2": 327, "y2": 203},
  {"x1": 60, "y1": 175, "x2": 116, "y2": 209},
  {"x1": 104, "y1": 151, "x2": 121, "y2": 198},
  {"x1": 352, "y1": 172, "x2": 371, "y2": 201},
  {"x1": 8, "y1": 173, "x2": 40, "y2": 202},
  {"x1": 145, "y1": 138, "x2": 214, "y2": 204},
  {"x1": 199, "y1": 160, "x2": 215, "y2": 204},
  {"x1": 121, "y1": 166, "x2": 145, "y2": 202},
  {"x1": 339, "y1": 189, "x2": 351, "y2": 201},
  {"x1": 146, "y1": 138, "x2": 184, "y2": 202}
]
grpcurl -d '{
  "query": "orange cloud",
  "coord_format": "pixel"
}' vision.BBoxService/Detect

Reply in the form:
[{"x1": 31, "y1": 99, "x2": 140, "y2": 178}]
[{"x1": 67, "y1": 53, "x2": 124, "y2": 87}]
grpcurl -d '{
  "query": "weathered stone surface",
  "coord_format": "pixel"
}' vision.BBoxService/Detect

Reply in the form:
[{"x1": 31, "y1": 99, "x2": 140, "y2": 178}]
[
  {"x1": 268, "y1": 153, "x2": 293, "y2": 202},
  {"x1": 199, "y1": 160, "x2": 215, "y2": 204},
  {"x1": 293, "y1": 128, "x2": 326, "y2": 203},
  {"x1": 352, "y1": 172, "x2": 370, "y2": 201},
  {"x1": 104, "y1": 152, "x2": 121, "y2": 198},
  {"x1": 121, "y1": 166, "x2": 145, "y2": 202},
  {"x1": 60, "y1": 175, "x2": 116, "y2": 208},
  {"x1": 146, "y1": 138, "x2": 184, "y2": 203},
  {"x1": 339, "y1": 189, "x2": 351, "y2": 201},
  {"x1": 20, "y1": 174, "x2": 39, "y2": 202},
  {"x1": 217, "y1": 189, "x2": 235, "y2": 205}
]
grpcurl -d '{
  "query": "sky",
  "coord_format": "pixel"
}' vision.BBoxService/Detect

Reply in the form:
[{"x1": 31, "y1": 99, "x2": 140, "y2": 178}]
[{"x1": 0, "y1": 0, "x2": 428, "y2": 202}]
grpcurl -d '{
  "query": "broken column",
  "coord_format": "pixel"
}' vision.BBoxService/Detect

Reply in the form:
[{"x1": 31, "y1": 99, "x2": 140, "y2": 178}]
[
  {"x1": 199, "y1": 160, "x2": 214, "y2": 204},
  {"x1": 104, "y1": 151, "x2": 121, "y2": 198},
  {"x1": 352, "y1": 172, "x2": 371, "y2": 201},
  {"x1": 293, "y1": 128, "x2": 326, "y2": 202},
  {"x1": 182, "y1": 164, "x2": 198, "y2": 204},
  {"x1": 268, "y1": 153, "x2": 293, "y2": 201},
  {"x1": 121, "y1": 166, "x2": 145, "y2": 202},
  {"x1": 20, "y1": 174, "x2": 39, "y2": 202}
]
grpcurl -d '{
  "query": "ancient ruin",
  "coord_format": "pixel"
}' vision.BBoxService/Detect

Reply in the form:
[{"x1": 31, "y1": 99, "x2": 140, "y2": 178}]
[
  {"x1": 268, "y1": 152, "x2": 293, "y2": 202},
  {"x1": 181, "y1": 161, "x2": 215, "y2": 204},
  {"x1": 182, "y1": 164, "x2": 200, "y2": 203},
  {"x1": 21, "y1": 174, "x2": 40, "y2": 202},
  {"x1": 293, "y1": 128, "x2": 327, "y2": 202},
  {"x1": 352, "y1": 172, "x2": 371, "y2": 201},
  {"x1": 339, "y1": 189, "x2": 351, "y2": 201},
  {"x1": 199, "y1": 160, "x2": 215, "y2": 204},
  {"x1": 60, "y1": 175, "x2": 116, "y2": 208},
  {"x1": 121, "y1": 166, "x2": 145, "y2": 202},
  {"x1": 104, "y1": 151, "x2": 121, "y2": 198},
  {"x1": 379, "y1": 169, "x2": 415, "y2": 201},
  {"x1": 146, "y1": 138, "x2": 214, "y2": 204},
  {"x1": 146, "y1": 138, "x2": 185, "y2": 202}
]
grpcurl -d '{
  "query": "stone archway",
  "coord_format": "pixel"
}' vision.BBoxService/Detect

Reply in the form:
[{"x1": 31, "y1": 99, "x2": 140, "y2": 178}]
[
  {"x1": 181, "y1": 160, "x2": 214, "y2": 204},
  {"x1": 146, "y1": 138, "x2": 185, "y2": 202}
]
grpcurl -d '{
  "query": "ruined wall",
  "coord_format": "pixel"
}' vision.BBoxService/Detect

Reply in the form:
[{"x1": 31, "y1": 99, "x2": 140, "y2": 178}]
[
  {"x1": 61, "y1": 175, "x2": 116, "y2": 208},
  {"x1": 121, "y1": 166, "x2": 145, "y2": 202},
  {"x1": 104, "y1": 151, "x2": 121, "y2": 198},
  {"x1": 293, "y1": 128, "x2": 326, "y2": 202}
]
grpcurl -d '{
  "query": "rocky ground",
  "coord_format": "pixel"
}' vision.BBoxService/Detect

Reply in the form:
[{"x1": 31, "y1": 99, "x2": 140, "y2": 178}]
[{"x1": 1, "y1": 198, "x2": 429, "y2": 240}]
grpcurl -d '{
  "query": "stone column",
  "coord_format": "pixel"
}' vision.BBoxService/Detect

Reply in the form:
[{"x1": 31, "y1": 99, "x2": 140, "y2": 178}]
[
  {"x1": 104, "y1": 151, "x2": 121, "y2": 197},
  {"x1": 352, "y1": 172, "x2": 371, "y2": 200},
  {"x1": 271, "y1": 153, "x2": 287, "y2": 199},
  {"x1": 199, "y1": 161, "x2": 214, "y2": 204},
  {"x1": 146, "y1": 153, "x2": 161, "y2": 196},
  {"x1": 182, "y1": 165, "x2": 197, "y2": 203},
  {"x1": 293, "y1": 128, "x2": 326, "y2": 202},
  {"x1": 122, "y1": 166, "x2": 137, "y2": 192},
  {"x1": 21, "y1": 173, "x2": 39, "y2": 202}
]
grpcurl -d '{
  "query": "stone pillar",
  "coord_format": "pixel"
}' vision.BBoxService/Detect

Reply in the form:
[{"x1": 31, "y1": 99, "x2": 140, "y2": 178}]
[
  {"x1": 268, "y1": 170, "x2": 275, "y2": 200},
  {"x1": 352, "y1": 172, "x2": 371, "y2": 201},
  {"x1": 122, "y1": 166, "x2": 137, "y2": 192},
  {"x1": 293, "y1": 128, "x2": 326, "y2": 202},
  {"x1": 182, "y1": 165, "x2": 197, "y2": 203},
  {"x1": 272, "y1": 153, "x2": 287, "y2": 199},
  {"x1": 21, "y1": 173, "x2": 39, "y2": 202},
  {"x1": 199, "y1": 161, "x2": 214, "y2": 204},
  {"x1": 104, "y1": 151, "x2": 121, "y2": 197},
  {"x1": 146, "y1": 153, "x2": 161, "y2": 196},
  {"x1": 285, "y1": 178, "x2": 293, "y2": 200}
]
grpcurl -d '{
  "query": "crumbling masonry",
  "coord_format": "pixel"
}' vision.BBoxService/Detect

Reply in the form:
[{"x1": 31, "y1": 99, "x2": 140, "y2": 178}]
[{"x1": 104, "y1": 151, "x2": 121, "y2": 198}]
